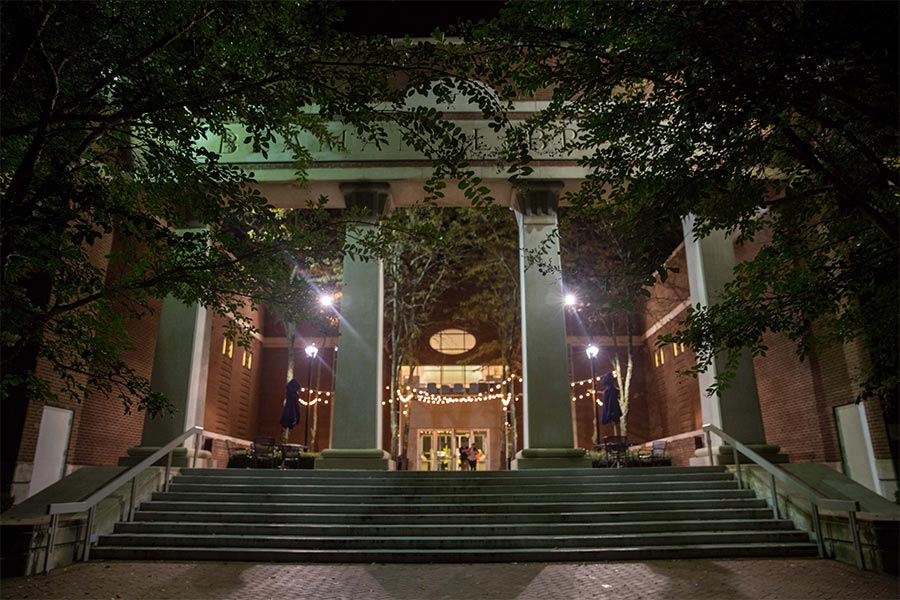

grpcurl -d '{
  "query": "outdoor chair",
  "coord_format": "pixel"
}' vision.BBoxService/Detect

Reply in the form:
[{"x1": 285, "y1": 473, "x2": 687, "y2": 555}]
[
  {"x1": 225, "y1": 440, "x2": 251, "y2": 469},
  {"x1": 251, "y1": 436, "x2": 277, "y2": 469},
  {"x1": 426, "y1": 382, "x2": 439, "y2": 395},
  {"x1": 638, "y1": 439, "x2": 667, "y2": 462},
  {"x1": 603, "y1": 436, "x2": 629, "y2": 468},
  {"x1": 452, "y1": 383, "x2": 464, "y2": 395},
  {"x1": 280, "y1": 443, "x2": 307, "y2": 469}
]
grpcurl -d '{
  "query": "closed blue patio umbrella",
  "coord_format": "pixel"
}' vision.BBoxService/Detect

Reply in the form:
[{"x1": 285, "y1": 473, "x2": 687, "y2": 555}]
[
  {"x1": 601, "y1": 371, "x2": 623, "y2": 437},
  {"x1": 279, "y1": 379, "x2": 301, "y2": 442}
]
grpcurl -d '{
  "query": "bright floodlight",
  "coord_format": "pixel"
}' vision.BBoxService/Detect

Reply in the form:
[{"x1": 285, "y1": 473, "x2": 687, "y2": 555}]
[
  {"x1": 585, "y1": 344, "x2": 599, "y2": 359},
  {"x1": 319, "y1": 294, "x2": 333, "y2": 307},
  {"x1": 564, "y1": 293, "x2": 577, "y2": 306},
  {"x1": 305, "y1": 344, "x2": 318, "y2": 358}
]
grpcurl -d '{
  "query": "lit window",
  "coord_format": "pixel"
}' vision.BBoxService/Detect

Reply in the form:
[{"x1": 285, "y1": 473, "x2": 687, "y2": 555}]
[
  {"x1": 222, "y1": 337, "x2": 234, "y2": 358},
  {"x1": 428, "y1": 328, "x2": 476, "y2": 355},
  {"x1": 654, "y1": 351, "x2": 659, "y2": 368},
  {"x1": 659, "y1": 347, "x2": 665, "y2": 365}
]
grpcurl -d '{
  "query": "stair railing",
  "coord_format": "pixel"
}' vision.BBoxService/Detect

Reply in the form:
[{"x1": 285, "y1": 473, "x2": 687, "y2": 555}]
[
  {"x1": 703, "y1": 423, "x2": 863, "y2": 568},
  {"x1": 44, "y1": 426, "x2": 203, "y2": 573}
]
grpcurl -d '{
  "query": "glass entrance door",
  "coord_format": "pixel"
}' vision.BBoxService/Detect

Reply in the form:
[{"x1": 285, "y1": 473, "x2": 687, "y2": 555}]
[
  {"x1": 418, "y1": 432, "x2": 434, "y2": 471},
  {"x1": 472, "y1": 430, "x2": 488, "y2": 471},
  {"x1": 436, "y1": 431, "x2": 453, "y2": 471},
  {"x1": 417, "y1": 429, "x2": 489, "y2": 471}
]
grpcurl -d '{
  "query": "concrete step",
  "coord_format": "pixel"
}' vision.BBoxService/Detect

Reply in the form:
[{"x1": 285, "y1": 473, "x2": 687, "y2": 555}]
[
  {"x1": 91, "y1": 542, "x2": 818, "y2": 563},
  {"x1": 92, "y1": 467, "x2": 817, "y2": 565},
  {"x1": 97, "y1": 529, "x2": 811, "y2": 550},
  {"x1": 139, "y1": 497, "x2": 769, "y2": 514},
  {"x1": 166, "y1": 479, "x2": 739, "y2": 495},
  {"x1": 114, "y1": 518, "x2": 797, "y2": 537},
  {"x1": 178, "y1": 466, "x2": 728, "y2": 479},
  {"x1": 133, "y1": 507, "x2": 778, "y2": 525},
  {"x1": 173, "y1": 471, "x2": 735, "y2": 486},
  {"x1": 150, "y1": 488, "x2": 756, "y2": 504}
]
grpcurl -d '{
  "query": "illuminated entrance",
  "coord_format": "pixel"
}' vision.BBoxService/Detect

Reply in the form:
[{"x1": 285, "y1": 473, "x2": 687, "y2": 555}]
[{"x1": 417, "y1": 429, "x2": 489, "y2": 471}]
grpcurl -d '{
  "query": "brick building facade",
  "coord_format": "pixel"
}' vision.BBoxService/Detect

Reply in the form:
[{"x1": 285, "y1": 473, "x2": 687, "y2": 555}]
[{"x1": 9, "y1": 221, "x2": 896, "y2": 506}]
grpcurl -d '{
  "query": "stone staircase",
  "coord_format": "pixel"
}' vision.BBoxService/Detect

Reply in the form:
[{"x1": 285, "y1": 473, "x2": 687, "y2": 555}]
[{"x1": 91, "y1": 466, "x2": 818, "y2": 562}]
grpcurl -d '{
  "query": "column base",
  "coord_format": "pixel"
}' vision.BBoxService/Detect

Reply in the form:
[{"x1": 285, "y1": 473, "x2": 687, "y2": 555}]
[
  {"x1": 315, "y1": 448, "x2": 394, "y2": 470},
  {"x1": 511, "y1": 448, "x2": 593, "y2": 470},
  {"x1": 118, "y1": 446, "x2": 210, "y2": 468},
  {"x1": 689, "y1": 444, "x2": 788, "y2": 466}
]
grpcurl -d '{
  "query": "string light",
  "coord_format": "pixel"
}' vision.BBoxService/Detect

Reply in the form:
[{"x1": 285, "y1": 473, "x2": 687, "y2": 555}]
[
  {"x1": 299, "y1": 387, "x2": 332, "y2": 396},
  {"x1": 303, "y1": 372, "x2": 605, "y2": 407},
  {"x1": 299, "y1": 396, "x2": 327, "y2": 407}
]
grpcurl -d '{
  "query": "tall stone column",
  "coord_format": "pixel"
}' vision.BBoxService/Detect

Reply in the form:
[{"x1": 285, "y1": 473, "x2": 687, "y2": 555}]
[
  {"x1": 512, "y1": 182, "x2": 591, "y2": 469},
  {"x1": 316, "y1": 182, "x2": 393, "y2": 470},
  {"x1": 682, "y1": 215, "x2": 784, "y2": 464},
  {"x1": 121, "y1": 288, "x2": 211, "y2": 466}
]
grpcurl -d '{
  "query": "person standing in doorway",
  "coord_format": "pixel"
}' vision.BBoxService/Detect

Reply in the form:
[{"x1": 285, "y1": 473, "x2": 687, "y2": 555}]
[
  {"x1": 459, "y1": 444, "x2": 470, "y2": 470},
  {"x1": 468, "y1": 445, "x2": 479, "y2": 471}
]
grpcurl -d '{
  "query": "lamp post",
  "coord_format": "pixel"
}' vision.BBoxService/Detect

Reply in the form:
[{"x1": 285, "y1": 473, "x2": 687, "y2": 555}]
[
  {"x1": 304, "y1": 344, "x2": 318, "y2": 448},
  {"x1": 586, "y1": 344, "x2": 601, "y2": 448}
]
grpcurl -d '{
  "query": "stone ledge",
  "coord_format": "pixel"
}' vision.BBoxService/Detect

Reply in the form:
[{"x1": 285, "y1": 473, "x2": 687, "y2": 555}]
[
  {"x1": 518, "y1": 447, "x2": 587, "y2": 459},
  {"x1": 316, "y1": 448, "x2": 394, "y2": 470},
  {"x1": 512, "y1": 447, "x2": 592, "y2": 470}
]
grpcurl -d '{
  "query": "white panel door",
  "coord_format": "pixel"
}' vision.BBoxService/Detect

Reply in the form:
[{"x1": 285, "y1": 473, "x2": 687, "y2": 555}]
[
  {"x1": 29, "y1": 406, "x2": 74, "y2": 497},
  {"x1": 834, "y1": 403, "x2": 881, "y2": 495}
]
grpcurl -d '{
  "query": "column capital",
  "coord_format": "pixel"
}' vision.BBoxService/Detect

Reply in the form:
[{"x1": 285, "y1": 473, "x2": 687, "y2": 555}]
[
  {"x1": 513, "y1": 181, "x2": 564, "y2": 217},
  {"x1": 340, "y1": 182, "x2": 390, "y2": 219}
]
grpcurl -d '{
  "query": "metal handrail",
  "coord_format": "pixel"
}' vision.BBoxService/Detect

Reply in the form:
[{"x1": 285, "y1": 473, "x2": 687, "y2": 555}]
[
  {"x1": 702, "y1": 423, "x2": 864, "y2": 569},
  {"x1": 44, "y1": 426, "x2": 203, "y2": 573}
]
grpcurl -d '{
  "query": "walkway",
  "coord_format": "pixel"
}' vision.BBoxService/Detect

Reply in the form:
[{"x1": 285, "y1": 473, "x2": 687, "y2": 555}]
[{"x1": 2, "y1": 558, "x2": 897, "y2": 599}]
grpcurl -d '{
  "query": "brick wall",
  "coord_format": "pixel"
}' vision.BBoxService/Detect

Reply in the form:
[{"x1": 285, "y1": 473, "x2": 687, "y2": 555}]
[
  {"x1": 629, "y1": 232, "x2": 893, "y2": 471},
  {"x1": 636, "y1": 300, "x2": 701, "y2": 447},
  {"x1": 18, "y1": 230, "x2": 159, "y2": 470},
  {"x1": 67, "y1": 296, "x2": 160, "y2": 466},
  {"x1": 203, "y1": 308, "x2": 265, "y2": 444}
]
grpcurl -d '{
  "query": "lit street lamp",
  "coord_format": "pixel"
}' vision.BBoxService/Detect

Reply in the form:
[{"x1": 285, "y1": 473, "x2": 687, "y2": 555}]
[
  {"x1": 304, "y1": 344, "x2": 318, "y2": 448},
  {"x1": 319, "y1": 294, "x2": 333, "y2": 308},
  {"x1": 564, "y1": 293, "x2": 577, "y2": 307},
  {"x1": 586, "y1": 344, "x2": 601, "y2": 448}
]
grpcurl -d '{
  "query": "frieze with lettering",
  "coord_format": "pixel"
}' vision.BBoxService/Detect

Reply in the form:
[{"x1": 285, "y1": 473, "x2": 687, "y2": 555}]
[{"x1": 196, "y1": 121, "x2": 583, "y2": 164}]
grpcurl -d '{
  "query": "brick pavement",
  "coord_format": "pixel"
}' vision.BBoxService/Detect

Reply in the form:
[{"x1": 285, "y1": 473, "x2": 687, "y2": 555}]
[{"x1": 1, "y1": 558, "x2": 897, "y2": 600}]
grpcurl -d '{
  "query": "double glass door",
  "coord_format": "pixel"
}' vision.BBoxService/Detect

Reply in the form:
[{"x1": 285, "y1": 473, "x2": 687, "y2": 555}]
[{"x1": 418, "y1": 429, "x2": 488, "y2": 471}]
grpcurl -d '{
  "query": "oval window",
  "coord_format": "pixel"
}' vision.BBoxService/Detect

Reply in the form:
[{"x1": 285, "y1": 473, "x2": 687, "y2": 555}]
[{"x1": 429, "y1": 328, "x2": 476, "y2": 355}]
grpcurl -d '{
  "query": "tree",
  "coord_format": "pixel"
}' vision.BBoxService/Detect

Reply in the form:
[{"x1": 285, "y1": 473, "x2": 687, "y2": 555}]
[
  {"x1": 0, "y1": 0, "x2": 498, "y2": 500},
  {"x1": 382, "y1": 205, "x2": 467, "y2": 466},
  {"x1": 560, "y1": 205, "x2": 683, "y2": 438},
  {"x1": 473, "y1": 1, "x2": 898, "y2": 431},
  {"x1": 455, "y1": 205, "x2": 522, "y2": 468}
]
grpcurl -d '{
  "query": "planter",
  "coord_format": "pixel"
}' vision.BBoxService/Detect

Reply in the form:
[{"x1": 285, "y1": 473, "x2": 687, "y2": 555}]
[{"x1": 227, "y1": 455, "x2": 252, "y2": 469}]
